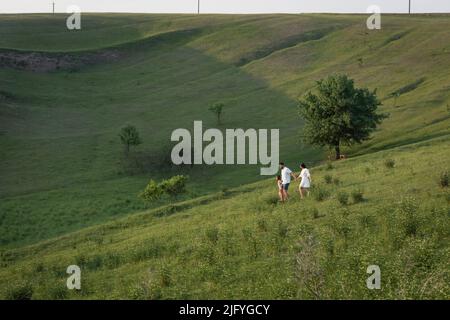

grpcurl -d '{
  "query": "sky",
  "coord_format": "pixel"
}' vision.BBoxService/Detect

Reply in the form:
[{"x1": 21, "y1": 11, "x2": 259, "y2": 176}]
[{"x1": 1, "y1": 0, "x2": 450, "y2": 14}]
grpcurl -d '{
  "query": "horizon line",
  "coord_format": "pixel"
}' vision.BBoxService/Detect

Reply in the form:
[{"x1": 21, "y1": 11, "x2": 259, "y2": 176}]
[{"x1": 1, "y1": 11, "x2": 450, "y2": 15}]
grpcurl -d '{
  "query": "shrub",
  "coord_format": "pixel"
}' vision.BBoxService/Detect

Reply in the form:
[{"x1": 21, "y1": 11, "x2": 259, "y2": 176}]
[
  {"x1": 257, "y1": 218, "x2": 268, "y2": 232},
  {"x1": 263, "y1": 194, "x2": 279, "y2": 205},
  {"x1": 129, "y1": 278, "x2": 162, "y2": 300},
  {"x1": 155, "y1": 204, "x2": 178, "y2": 217},
  {"x1": 140, "y1": 175, "x2": 189, "y2": 201},
  {"x1": 220, "y1": 229, "x2": 236, "y2": 256},
  {"x1": 403, "y1": 238, "x2": 438, "y2": 272},
  {"x1": 242, "y1": 228, "x2": 259, "y2": 259},
  {"x1": 324, "y1": 174, "x2": 333, "y2": 184},
  {"x1": 309, "y1": 207, "x2": 320, "y2": 219},
  {"x1": 294, "y1": 234, "x2": 324, "y2": 299},
  {"x1": 339, "y1": 207, "x2": 351, "y2": 217},
  {"x1": 86, "y1": 255, "x2": 103, "y2": 270},
  {"x1": 333, "y1": 217, "x2": 352, "y2": 239},
  {"x1": 337, "y1": 192, "x2": 349, "y2": 206},
  {"x1": 5, "y1": 281, "x2": 33, "y2": 300},
  {"x1": 140, "y1": 179, "x2": 163, "y2": 201},
  {"x1": 312, "y1": 185, "x2": 330, "y2": 202},
  {"x1": 333, "y1": 177, "x2": 340, "y2": 185},
  {"x1": 384, "y1": 158, "x2": 396, "y2": 169},
  {"x1": 326, "y1": 162, "x2": 334, "y2": 170},
  {"x1": 323, "y1": 235, "x2": 335, "y2": 257},
  {"x1": 220, "y1": 187, "x2": 230, "y2": 198},
  {"x1": 103, "y1": 252, "x2": 122, "y2": 268},
  {"x1": 75, "y1": 253, "x2": 87, "y2": 266},
  {"x1": 439, "y1": 171, "x2": 449, "y2": 188},
  {"x1": 159, "y1": 175, "x2": 188, "y2": 197},
  {"x1": 158, "y1": 264, "x2": 172, "y2": 287},
  {"x1": 205, "y1": 227, "x2": 219, "y2": 244},
  {"x1": 358, "y1": 213, "x2": 376, "y2": 229},
  {"x1": 198, "y1": 242, "x2": 216, "y2": 264},
  {"x1": 351, "y1": 189, "x2": 364, "y2": 203},
  {"x1": 33, "y1": 262, "x2": 45, "y2": 273},
  {"x1": 45, "y1": 283, "x2": 68, "y2": 300},
  {"x1": 277, "y1": 221, "x2": 289, "y2": 239},
  {"x1": 397, "y1": 197, "x2": 421, "y2": 237}
]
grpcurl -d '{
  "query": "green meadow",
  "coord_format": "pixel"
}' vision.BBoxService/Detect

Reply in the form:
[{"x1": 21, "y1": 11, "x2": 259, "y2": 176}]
[{"x1": 0, "y1": 13, "x2": 449, "y2": 299}]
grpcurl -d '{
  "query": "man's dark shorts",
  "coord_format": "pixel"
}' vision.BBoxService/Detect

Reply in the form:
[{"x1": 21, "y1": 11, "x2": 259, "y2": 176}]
[{"x1": 282, "y1": 183, "x2": 290, "y2": 191}]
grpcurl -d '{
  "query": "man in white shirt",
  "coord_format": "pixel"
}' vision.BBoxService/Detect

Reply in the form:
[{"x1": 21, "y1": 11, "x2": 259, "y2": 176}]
[{"x1": 279, "y1": 162, "x2": 297, "y2": 201}]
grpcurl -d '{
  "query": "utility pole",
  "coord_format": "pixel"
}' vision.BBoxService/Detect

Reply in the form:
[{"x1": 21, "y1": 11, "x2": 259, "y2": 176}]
[
  {"x1": 409, "y1": 0, "x2": 411, "y2": 14},
  {"x1": 52, "y1": 2, "x2": 55, "y2": 14},
  {"x1": 197, "y1": 0, "x2": 200, "y2": 14}
]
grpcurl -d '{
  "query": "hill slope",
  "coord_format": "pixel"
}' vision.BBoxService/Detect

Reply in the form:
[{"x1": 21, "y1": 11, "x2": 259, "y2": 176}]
[
  {"x1": 0, "y1": 14, "x2": 449, "y2": 256},
  {"x1": 0, "y1": 136, "x2": 448, "y2": 299}
]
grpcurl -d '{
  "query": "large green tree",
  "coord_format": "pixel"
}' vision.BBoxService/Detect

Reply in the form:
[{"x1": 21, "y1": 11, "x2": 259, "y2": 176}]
[{"x1": 298, "y1": 74, "x2": 387, "y2": 159}]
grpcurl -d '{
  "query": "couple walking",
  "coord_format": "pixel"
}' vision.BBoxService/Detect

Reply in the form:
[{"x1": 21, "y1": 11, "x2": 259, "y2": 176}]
[{"x1": 276, "y1": 162, "x2": 311, "y2": 202}]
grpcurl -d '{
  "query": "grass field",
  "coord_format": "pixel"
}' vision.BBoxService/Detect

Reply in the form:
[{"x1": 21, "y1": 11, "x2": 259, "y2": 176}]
[
  {"x1": 0, "y1": 13, "x2": 449, "y2": 299},
  {"x1": 0, "y1": 136, "x2": 448, "y2": 299}
]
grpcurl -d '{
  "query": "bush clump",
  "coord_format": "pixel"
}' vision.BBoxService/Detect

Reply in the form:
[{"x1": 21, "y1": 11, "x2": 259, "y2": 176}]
[
  {"x1": 294, "y1": 234, "x2": 324, "y2": 299},
  {"x1": 309, "y1": 207, "x2": 320, "y2": 219},
  {"x1": 139, "y1": 179, "x2": 163, "y2": 201},
  {"x1": 45, "y1": 282, "x2": 68, "y2": 300},
  {"x1": 257, "y1": 218, "x2": 268, "y2": 232},
  {"x1": 129, "y1": 278, "x2": 162, "y2": 300},
  {"x1": 384, "y1": 158, "x2": 396, "y2": 169},
  {"x1": 263, "y1": 194, "x2": 279, "y2": 205},
  {"x1": 439, "y1": 171, "x2": 449, "y2": 188},
  {"x1": 337, "y1": 192, "x2": 349, "y2": 206},
  {"x1": 324, "y1": 174, "x2": 333, "y2": 184},
  {"x1": 159, "y1": 175, "x2": 188, "y2": 197},
  {"x1": 312, "y1": 185, "x2": 330, "y2": 202},
  {"x1": 351, "y1": 189, "x2": 364, "y2": 203},
  {"x1": 5, "y1": 281, "x2": 33, "y2": 300},
  {"x1": 205, "y1": 227, "x2": 220, "y2": 244},
  {"x1": 397, "y1": 197, "x2": 421, "y2": 237},
  {"x1": 140, "y1": 175, "x2": 188, "y2": 201}
]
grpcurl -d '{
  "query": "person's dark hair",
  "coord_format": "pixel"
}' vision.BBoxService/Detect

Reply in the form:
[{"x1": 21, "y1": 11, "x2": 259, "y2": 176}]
[
  {"x1": 279, "y1": 162, "x2": 285, "y2": 166},
  {"x1": 300, "y1": 163, "x2": 307, "y2": 169},
  {"x1": 276, "y1": 175, "x2": 281, "y2": 180}
]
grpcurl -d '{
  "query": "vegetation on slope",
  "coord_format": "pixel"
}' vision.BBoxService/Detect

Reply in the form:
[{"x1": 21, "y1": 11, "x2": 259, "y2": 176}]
[
  {"x1": 0, "y1": 137, "x2": 448, "y2": 299},
  {"x1": 0, "y1": 14, "x2": 449, "y2": 295}
]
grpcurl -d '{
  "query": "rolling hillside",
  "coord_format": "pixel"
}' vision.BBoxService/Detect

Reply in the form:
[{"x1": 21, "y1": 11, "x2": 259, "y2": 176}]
[
  {"x1": 0, "y1": 136, "x2": 448, "y2": 299},
  {"x1": 0, "y1": 13, "x2": 449, "y2": 299}
]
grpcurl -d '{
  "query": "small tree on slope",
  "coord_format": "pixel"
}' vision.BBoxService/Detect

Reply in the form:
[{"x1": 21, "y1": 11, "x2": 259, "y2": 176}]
[
  {"x1": 119, "y1": 124, "x2": 142, "y2": 155},
  {"x1": 209, "y1": 102, "x2": 224, "y2": 125}
]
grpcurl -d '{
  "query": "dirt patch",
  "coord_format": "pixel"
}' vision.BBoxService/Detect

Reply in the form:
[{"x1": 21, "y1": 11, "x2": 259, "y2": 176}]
[
  {"x1": 0, "y1": 49, "x2": 122, "y2": 73},
  {"x1": 0, "y1": 28, "x2": 208, "y2": 73}
]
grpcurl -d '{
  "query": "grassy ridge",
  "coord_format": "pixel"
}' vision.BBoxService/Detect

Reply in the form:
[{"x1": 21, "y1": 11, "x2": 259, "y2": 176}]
[
  {"x1": 0, "y1": 14, "x2": 449, "y2": 252},
  {"x1": 0, "y1": 136, "x2": 448, "y2": 299}
]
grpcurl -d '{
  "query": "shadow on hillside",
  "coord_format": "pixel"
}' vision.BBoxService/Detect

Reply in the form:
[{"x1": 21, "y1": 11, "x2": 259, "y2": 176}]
[{"x1": 0, "y1": 19, "x2": 340, "y2": 247}]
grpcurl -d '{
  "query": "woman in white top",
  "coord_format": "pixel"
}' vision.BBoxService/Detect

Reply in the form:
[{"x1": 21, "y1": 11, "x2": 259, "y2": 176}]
[{"x1": 298, "y1": 163, "x2": 311, "y2": 199}]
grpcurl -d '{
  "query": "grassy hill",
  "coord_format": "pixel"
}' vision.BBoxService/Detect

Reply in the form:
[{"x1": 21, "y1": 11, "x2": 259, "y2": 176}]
[
  {"x1": 0, "y1": 136, "x2": 448, "y2": 299},
  {"x1": 0, "y1": 13, "x2": 449, "y2": 299}
]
